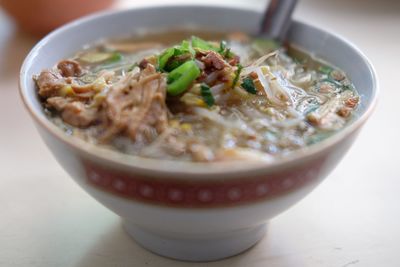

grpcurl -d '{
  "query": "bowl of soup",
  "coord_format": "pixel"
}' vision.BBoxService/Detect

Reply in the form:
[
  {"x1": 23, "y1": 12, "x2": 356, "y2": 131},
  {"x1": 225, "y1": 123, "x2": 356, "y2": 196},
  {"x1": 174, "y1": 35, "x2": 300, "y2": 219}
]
[{"x1": 19, "y1": 4, "x2": 378, "y2": 262}]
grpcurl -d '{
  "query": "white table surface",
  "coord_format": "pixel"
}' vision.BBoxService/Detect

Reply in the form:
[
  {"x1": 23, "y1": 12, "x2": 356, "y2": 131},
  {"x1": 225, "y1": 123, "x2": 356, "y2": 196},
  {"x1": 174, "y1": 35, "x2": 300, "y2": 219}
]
[{"x1": 1, "y1": 0, "x2": 399, "y2": 266}]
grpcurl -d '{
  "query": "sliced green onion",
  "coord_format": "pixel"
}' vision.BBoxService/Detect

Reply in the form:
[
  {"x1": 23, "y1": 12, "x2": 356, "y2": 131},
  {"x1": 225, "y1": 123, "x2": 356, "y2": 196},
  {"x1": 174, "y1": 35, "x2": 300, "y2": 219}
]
[
  {"x1": 108, "y1": 52, "x2": 122, "y2": 63},
  {"x1": 192, "y1": 36, "x2": 235, "y2": 59},
  {"x1": 200, "y1": 84, "x2": 215, "y2": 107},
  {"x1": 164, "y1": 54, "x2": 192, "y2": 72},
  {"x1": 167, "y1": 60, "x2": 201, "y2": 96},
  {"x1": 158, "y1": 47, "x2": 175, "y2": 71},
  {"x1": 191, "y1": 36, "x2": 219, "y2": 52},
  {"x1": 241, "y1": 77, "x2": 257, "y2": 94},
  {"x1": 181, "y1": 40, "x2": 196, "y2": 56},
  {"x1": 232, "y1": 64, "x2": 243, "y2": 88},
  {"x1": 158, "y1": 41, "x2": 197, "y2": 72}
]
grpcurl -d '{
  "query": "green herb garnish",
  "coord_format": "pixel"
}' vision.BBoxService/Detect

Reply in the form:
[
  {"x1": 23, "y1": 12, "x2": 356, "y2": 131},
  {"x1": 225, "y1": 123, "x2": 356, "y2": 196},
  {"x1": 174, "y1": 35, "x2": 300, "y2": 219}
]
[
  {"x1": 232, "y1": 64, "x2": 243, "y2": 88},
  {"x1": 219, "y1": 40, "x2": 235, "y2": 58},
  {"x1": 191, "y1": 36, "x2": 219, "y2": 52},
  {"x1": 158, "y1": 40, "x2": 197, "y2": 72},
  {"x1": 241, "y1": 77, "x2": 257, "y2": 94},
  {"x1": 108, "y1": 52, "x2": 122, "y2": 63},
  {"x1": 200, "y1": 83, "x2": 215, "y2": 107},
  {"x1": 219, "y1": 40, "x2": 227, "y2": 53}
]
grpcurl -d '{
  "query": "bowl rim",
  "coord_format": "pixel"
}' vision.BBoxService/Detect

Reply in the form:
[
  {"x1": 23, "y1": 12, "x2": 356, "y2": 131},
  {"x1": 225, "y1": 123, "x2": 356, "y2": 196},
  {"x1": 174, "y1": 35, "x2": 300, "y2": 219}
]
[{"x1": 19, "y1": 4, "x2": 379, "y2": 179}]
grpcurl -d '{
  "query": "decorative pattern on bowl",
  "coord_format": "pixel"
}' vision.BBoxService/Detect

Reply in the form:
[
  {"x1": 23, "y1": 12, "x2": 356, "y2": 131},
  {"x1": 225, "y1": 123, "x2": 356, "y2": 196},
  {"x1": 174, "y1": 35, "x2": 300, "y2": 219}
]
[{"x1": 85, "y1": 158, "x2": 325, "y2": 208}]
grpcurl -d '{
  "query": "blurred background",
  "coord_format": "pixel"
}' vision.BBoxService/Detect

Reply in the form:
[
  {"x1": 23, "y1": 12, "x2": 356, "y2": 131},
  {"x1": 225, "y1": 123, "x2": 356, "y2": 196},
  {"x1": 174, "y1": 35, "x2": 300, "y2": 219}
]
[{"x1": 0, "y1": 0, "x2": 399, "y2": 266}]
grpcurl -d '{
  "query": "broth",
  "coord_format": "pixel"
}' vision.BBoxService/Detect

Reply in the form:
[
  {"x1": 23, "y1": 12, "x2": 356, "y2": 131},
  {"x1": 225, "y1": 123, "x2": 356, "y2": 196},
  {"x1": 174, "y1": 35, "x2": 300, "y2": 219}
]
[{"x1": 35, "y1": 30, "x2": 359, "y2": 162}]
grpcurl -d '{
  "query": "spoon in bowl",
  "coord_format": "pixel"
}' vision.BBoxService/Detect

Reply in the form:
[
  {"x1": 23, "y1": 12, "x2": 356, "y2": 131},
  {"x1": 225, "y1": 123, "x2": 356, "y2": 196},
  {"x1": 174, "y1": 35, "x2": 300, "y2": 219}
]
[{"x1": 261, "y1": 0, "x2": 299, "y2": 42}]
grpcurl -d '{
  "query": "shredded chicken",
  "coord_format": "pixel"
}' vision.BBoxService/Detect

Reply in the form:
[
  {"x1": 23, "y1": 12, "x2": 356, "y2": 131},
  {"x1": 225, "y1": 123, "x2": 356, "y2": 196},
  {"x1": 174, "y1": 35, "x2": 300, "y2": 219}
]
[{"x1": 101, "y1": 64, "x2": 169, "y2": 143}]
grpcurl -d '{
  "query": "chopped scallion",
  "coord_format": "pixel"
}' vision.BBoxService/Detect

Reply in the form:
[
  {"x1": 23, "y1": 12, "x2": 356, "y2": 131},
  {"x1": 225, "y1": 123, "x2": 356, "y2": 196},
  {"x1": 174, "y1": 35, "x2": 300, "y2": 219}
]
[
  {"x1": 191, "y1": 36, "x2": 219, "y2": 52},
  {"x1": 108, "y1": 52, "x2": 122, "y2": 63},
  {"x1": 158, "y1": 48, "x2": 175, "y2": 71},
  {"x1": 232, "y1": 64, "x2": 243, "y2": 88},
  {"x1": 167, "y1": 60, "x2": 201, "y2": 96},
  {"x1": 200, "y1": 84, "x2": 215, "y2": 107},
  {"x1": 181, "y1": 40, "x2": 196, "y2": 56},
  {"x1": 241, "y1": 77, "x2": 257, "y2": 94}
]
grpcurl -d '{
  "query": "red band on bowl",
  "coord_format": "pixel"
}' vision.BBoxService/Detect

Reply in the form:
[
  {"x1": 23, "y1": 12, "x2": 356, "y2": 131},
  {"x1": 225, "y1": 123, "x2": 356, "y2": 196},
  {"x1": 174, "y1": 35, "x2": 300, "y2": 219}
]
[{"x1": 84, "y1": 159, "x2": 325, "y2": 208}]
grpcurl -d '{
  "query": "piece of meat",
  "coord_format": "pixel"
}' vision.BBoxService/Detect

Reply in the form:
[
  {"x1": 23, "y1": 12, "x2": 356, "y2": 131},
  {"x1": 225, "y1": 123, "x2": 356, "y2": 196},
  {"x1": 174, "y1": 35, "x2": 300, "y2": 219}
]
[
  {"x1": 345, "y1": 96, "x2": 359, "y2": 108},
  {"x1": 101, "y1": 64, "x2": 169, "y2": 143},
  {"x1": 139, "y1": 58, "x2": 149, "y2": 69},
  {"x1": 319, "y1": 83, "x2": 335, "y2": 93},
  {"x1": 36, "y1": 65, "x2": 113, "y2": 129},
  {"x1": 46, "y1": 96, "x2": 71, "y2": 111},
  {"x1": 200, "y1": 51, "x2": 226, "y2": 70},
  {"x1": 36, "y1": 70, "x2": 66, "y2": 97},
  {"x1": 337, "y1": 107, "x2": 352, "y2": 118},
  {"x1": 46, "y1": 97, "x2": 97, "y2": 127},
  {"x1": 57, "y1": 60, "x2": 83, "y2": 77},
  {"x1": 61, "y1": 102, "x2": 97, "y2": 127},
  {"x1": 330, "y1": 70, "x2": 345, "y2": 81},
  {"x1": 228, "y1": 55, "x2": 240, "y2": 66}
]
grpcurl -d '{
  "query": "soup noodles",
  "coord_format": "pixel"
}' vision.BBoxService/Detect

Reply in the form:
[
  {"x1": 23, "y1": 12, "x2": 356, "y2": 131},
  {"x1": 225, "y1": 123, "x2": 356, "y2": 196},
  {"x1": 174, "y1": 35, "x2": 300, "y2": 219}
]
[{"x1": 34, "y1": 31, "x2": 359, "y2": 162}]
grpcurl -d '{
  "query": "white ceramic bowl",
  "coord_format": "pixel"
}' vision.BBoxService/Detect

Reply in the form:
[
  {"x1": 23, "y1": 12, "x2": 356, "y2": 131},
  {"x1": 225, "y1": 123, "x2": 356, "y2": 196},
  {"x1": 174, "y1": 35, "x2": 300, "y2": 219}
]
[{"x1": 19, "y1": 4, "x2": 378, "y2": 262}]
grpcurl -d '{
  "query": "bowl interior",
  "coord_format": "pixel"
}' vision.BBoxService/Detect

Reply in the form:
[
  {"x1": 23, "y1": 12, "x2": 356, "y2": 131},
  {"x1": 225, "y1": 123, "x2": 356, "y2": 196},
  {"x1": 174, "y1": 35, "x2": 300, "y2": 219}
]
[{"x1": 20, "y1": 5, "x2": 377, "y2": 176}]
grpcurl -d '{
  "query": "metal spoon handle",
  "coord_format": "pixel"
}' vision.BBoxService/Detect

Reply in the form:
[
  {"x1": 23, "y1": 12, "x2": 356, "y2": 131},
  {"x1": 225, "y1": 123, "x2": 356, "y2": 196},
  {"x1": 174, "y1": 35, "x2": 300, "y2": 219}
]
[{"x1": 261, "y1": 0, "x2": 299, "y2": 42}]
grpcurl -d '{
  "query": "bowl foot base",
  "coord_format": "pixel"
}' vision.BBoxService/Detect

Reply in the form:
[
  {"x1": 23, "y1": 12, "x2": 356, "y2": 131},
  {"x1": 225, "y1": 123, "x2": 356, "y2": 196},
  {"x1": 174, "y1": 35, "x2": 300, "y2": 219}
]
[{"x1": 123, "y1": 222, "x2": 267, "y2": 262}]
